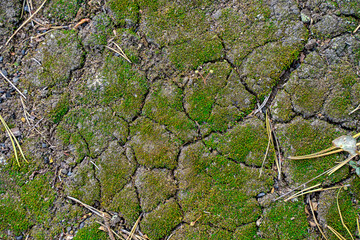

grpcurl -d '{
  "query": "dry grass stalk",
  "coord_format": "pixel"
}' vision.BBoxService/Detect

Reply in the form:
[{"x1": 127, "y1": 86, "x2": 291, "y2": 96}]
[
  {"x1": 0, "y1": 71, "x2": 26, "y2": 99},
  {"x1": 106, "y1": 42, "x2": 132, "y2": 63},
  {"x1": 260, "y1": 110, "x2": 281, "y2": 179},
  {"x1": 3, "y1": 0, "x2": 48, "y2": 48},
  {"x1": 0, "y1": 114, "x2": 28, "y2": 166},
  {"x1": 126, "y1": 215, "x2": 141, "y2": 240},
  {"x1": 309, "y1": 199, "x2": 328, "y2": 240},
  {"x1": 285, "y1": 184, "x2": 348, "y2": 202}
]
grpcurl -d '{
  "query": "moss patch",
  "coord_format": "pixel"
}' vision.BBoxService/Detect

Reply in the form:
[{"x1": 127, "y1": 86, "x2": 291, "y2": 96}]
[
  {"x1": 73, "y1": 222, "x2": 108, "y2": 240},
  {"x1": 276, "y1": 117, "x2": 349, "y2": 185},
  {"x1": 48, "y1": 93, "x2": 70, "y2": 124},
  {"x1": 141, "y1": 198, "x2": 182, "y2": 240},
  {"x1": 233, "y1": 222, "x2": 258, "y2": 239},
  {"x1": 204, "y1": 117, "x2": 272, "y2": 167},
  {"x1": 135, "y1": 167, "x2": 176, "y2": 212},
  {"x1": 45, "y1": 0, "x2": 83, "y2": 22},
  {"x1": 143, "y1": 80, "x2": 197, "y2": 142},
  {"x1": 106, "y1": 0, "x2": 139, "y2": 27},
  {"x1": 129, "y1": 117, "x2": 181, "y2": 169},
  {"x1": 96, "y1": 141, "x2": 136, "y2": 206},
  {"x1": 260, "y1": 200, "x2": 309, "y2": 239},
  {"x1": 171, "y1": 224, "x2": 233, "y2": 240},
  {"x1": 57, "y1": 107, "x2": 128, "y2": 161}
]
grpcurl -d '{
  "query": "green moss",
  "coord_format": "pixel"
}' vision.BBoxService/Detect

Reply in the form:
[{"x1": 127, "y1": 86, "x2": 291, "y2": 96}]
[
  {"x1": 73, "y1": 223, "x2": 108, "y2": 240},
  {"x1": 204, "y1": 118, "x2": 272, "y2": 167},
  {"x1": 324, "y1": 189, "x2": 360, "y2": 240},
  {"x1": 168, "y1": 34, "x2": 223, "y2": 71},
  {"x1": 99, "y1": 55, "x2": 148, "y2": 121},
  {"x1": 0, "y1": 195, "x2": 31, "y2": 235},
  {"x1": 107, "y1": 0, "x2": 139, "y2": 27},
  {"x1": 184, "y1": 62, "x2": 231, "y2": 124},
  {"x1": 233, "y1": 223, "x2": 257, "y2": 239},
  {"x1": 48, "y1": 93, "x2": 70, "y2": 124},
  {"x1": 57, "y1": 107, "x2": 128, "y2": 161},
  {"x1": 260, "y1": 200, "x2": 309, "y2": 239},
  {"x1": 86, "y1": 13, "x2": 114, "y2": 47},
  {"x1": 46, "y1": 0, "x2": 83, "y2": 22},
  {"x1": 65, "y1": 161, "x2": 100, "y2": 206},
  {"x1": 129, "y1": 117, "x2": 181, "y2": 169},
  {"x1": 97, "y1": 141, "x2": 136, "y2": 206},
  {"x1": 135, "y1": 168, "x2": 176, "y2": 212},
  {"x1": 141, "y1": 198, "x2": 182, "y2": 240},
  {"x1": 142, "y1": 81, "x2": 197, "y2": 142},
  {"x1": 276, "y1": 117, "x2": 349, "y2": 184},
  {"x1": 171, "y1": 224, "x2": 233, "y2": 240},
  {"x1": 176, "y1": 142, "x2": 273, "y2": 231},
  {"x1": 206, "y1": 105, "x2": 244, "y2": 132},
  {"x1": 110, "y1": 184, "x2": 140, "y2": 226}
]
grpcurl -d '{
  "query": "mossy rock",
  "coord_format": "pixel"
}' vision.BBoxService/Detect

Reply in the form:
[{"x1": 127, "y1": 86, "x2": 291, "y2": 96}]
[
  {"x1": 141, "y1": 198, "x2": 182, "y2": 240},
  {"x1": 310, "y1": 15, "x2": 356, "y2": 39},
  {"x1": 135, "y1": 167, "x2": 176, "y2": 212},
  {"x1": 83, "y1": 12, "x2": 114, "y2": 48},
  {"x1": 129, "y1": 117, "x2": 181, "y2": 169},
  {"x1": 57, "y1": 107, "x2": 128, "y2": 161},
  {"x1": 96, "y1": 141, "x2": 136, "y2": 206},
  {"x1": 270, "y1": 90, "x2": 296, "y2": 122},
  {"x1": 64, "y1": 159, "x2": 100, "y2": 206},
  {"x1": 48, "y1": 92, "x2": 70, "y2": 124},
  {"x1": 170, "y1": 224, "x2": 233, "y2": 240},
  {"x1": 259, "y1": 200, "x2": 309, "y2": 239},
  {"x1": 276, "y1": 117, "x2": 349, "y2": 185},
  {"x1": 0, "y1": 0, "x2": 21, "y2": 37},
  {"x1": 22, "y1": 30, "x2": 84, "y2": 88},
  {"x1": 109, "y1": 183, "x2": 140, "y2": 226},
  {"x1": 142, "y1": 80, "x2": 198, "y2": 142},
  {"x1": 204, "y1": 117, "x2": 273, "y2": 167}
]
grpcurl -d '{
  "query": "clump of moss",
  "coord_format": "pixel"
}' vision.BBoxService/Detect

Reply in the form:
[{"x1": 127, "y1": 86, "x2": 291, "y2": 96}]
[
  {"x1": 260, "y1": 200, "x2": 309, "y2": 239},
  {"x1": 204, "y1": 118, "x2": 273, "y2": 167},
  {"x1": 233, "y1": 223, "x2": 258, "y2": 239},
  {"x1": 84, "y1": 13, "x2": 114, "y2": 48},
  {"x1": 109, "y1": 183, "x2": 141, "y2": 226},
  {"x1": 96, "y1": 141, "x2": 136, "y2": 206},
  {"x1": 57, "y1": 107, "x2": 128, "y2": 161},
  {"x1": 135, "y1": 168, "x2": 177, "y2": 212},
  {"x1": 141, "y1": 198, "x2": 182, "y2": 240},
  {"x1": 129, "y1": 117, "x2": 181, "y2": 169},
  {"x1": 73, "y1": 223, "x2": 108, "y2": 240},
  {"x1": 170, "y1": 224, "x2": 232, "y2": 240},
  {"x1": 142, "y1": 81, "x2": 197, "y2": 142},
  {"x1": 45, "y1": 0, "x2": 83, "y2": 22},
  {"x1": 107, "y1": 0, "x2": 139, "y2": 27},
  {"x1": 48, "y1": 93, "x2": 70, "y2": 124}
]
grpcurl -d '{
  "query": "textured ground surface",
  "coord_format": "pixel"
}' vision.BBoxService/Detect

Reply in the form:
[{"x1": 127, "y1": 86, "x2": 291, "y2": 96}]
[{"x1": 0, "y1": 0, "x2": 360, "y2": 239}]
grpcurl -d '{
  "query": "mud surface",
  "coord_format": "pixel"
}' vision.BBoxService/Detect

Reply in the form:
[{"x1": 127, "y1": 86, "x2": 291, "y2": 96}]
[{"x1": 0, "y1": 0, "x2": 360, "y2": 239}]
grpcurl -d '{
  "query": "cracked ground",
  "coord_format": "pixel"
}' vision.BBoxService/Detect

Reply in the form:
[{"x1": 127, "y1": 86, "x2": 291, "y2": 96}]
[{"x1": 0, "y1": 0, "x2": 360, "y2": 239}]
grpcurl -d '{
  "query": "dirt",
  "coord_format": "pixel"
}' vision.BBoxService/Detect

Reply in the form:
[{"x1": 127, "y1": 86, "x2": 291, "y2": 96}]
[{"x1": 0, "y1": 0, "x2": 360, "y2": 239}]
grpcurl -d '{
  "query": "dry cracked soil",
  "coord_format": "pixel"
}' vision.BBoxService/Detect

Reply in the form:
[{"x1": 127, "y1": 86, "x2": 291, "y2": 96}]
[{"x1": 0, "y1": 0, "x2": 360, "y2": 239}]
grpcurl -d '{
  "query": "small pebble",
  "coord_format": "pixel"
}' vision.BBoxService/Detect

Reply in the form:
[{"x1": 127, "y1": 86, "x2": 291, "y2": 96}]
[
  {"x1": 1, "y1": 70, "x2": 8, "y2": 76},
  {"x1": 44, "y1": 156, "x2": 49, "y2": 164},
  {"x1": 21, "y1": 49, "x2": 26, "y2": 55},
  {"x1": 257, "y1": 192, "x2": 266, "y2": 198},
  {"x1": 24, "y1": 5, "x2": 29, "y2": 12},
  {"x1": 42, "y1": 143, "x2": 47, "y2": 148},
  {"x1": 15, "y1": 236, "x2": 23, "y2": 240},
  {"x1": 67, "y1": 171, "x2": 72, "y2": 176},
  {"x1": 66, "y1": 226, "x2": 72, "y2": 232},
  {"x1": 13, "y1": 77, "x2": 19, "y2": 84},
  {"x1": 0, "y1": 56, "x2": 3, "y2": 63}
]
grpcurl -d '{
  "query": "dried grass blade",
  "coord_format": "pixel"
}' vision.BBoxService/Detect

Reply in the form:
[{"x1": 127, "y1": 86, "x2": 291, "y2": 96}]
[
  {"x1": 327, "y1": 155, "x2": 357, "y2": 176},
  {"x1": 285, "y1": 183, "x2": 321, "y2": 201},
  {"x1": 126, "y1": 215, "x2": 141, "y2": 240},
  {"x1": 105, "y1": 45, "x2": 131, "y2": 63},
  {"x1": 0, "y1": 71, "x2": 26, "y2": 99},
  {"x1": 96, "y1": 221, "x2": 126, "y2": 240},
  {"x1": 289, "y1": 148, "x2": 343, "y2": 160},
  {"x1": 112, "y1": 41, "x2": 132, "y2": 63}
]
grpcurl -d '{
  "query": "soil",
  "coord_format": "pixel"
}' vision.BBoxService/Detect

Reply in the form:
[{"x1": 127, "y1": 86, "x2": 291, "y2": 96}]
[{"x1": 0, "y1": 0, "x2": 360, "y2": 239}]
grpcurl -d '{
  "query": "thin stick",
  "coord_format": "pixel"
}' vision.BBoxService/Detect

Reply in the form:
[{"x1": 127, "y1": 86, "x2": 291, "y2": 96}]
[
  {"x1": 309, "y1": 199, "x2": 328, "y2": 240},
  {"x1": 126, "y1": 215, "x2": 141, "y2": 240},
  {"x1": 3, "y1": 0, "x2": 48, "y2": 47},
  {"x1": 354, "y1": 24, "x2": 360, "y2": 33},
  {"x1": 96, "y1": 221, "x2": 126, "y2": 240},
  {"x1": 0, "y1": 71, "x2": 26, "y2": 99},
  {"x1": 336, "y1": 187, "x2": 355, "y2": 240}
]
